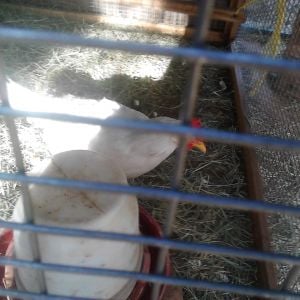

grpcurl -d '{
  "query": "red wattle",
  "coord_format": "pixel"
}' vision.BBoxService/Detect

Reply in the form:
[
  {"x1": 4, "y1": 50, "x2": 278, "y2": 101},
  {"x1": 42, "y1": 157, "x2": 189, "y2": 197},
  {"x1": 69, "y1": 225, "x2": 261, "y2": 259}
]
[{"x1": 191, "y1": 118, "x2": 202, "y2": 128}]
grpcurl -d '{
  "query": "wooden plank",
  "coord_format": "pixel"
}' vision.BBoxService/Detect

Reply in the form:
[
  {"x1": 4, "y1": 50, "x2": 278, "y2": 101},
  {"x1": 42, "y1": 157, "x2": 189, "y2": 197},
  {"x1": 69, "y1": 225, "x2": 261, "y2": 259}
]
[
  {"x1": 230, "y1": 66, "x2": 278, "y2": 297},
  {"x1": 1, "y1": 3, "x2": 225, "y2": 42},
  {"x1": 2, "y1": 0, "x2": 246, "y2": 43},
  {"x1": 224, "y1": 0, "x2": 237, "y2": 40},
  {"x1": 2, "y1": 0, "x2": 201, "y2": 16},
  {"x1": 2, "y1": 1, "x2": 245, "y2": 23},
  {"x1": 228, "y1": 0, "x2": 246, "y2": 41},
  {"x1": 223, "y1": 0, "x2": 246, "y2": 42}
]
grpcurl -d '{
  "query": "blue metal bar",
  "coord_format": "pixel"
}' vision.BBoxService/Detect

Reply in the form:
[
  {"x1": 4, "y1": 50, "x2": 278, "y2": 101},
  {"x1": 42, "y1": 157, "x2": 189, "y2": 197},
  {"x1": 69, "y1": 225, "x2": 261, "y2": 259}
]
[
  {"x1": 0, "y1": 12, "x2": 299, "y2": 300},
  {"x1": 0, "y1": 27, "x2": 299, "y2": 72},
  {"x1": 152, "y1": 1, "x2": 216, "y2": 298},
  {"x1": 0, "y1": 288, "x2": 99, "y2": 300},
  {"x1": 1, "y1": 106, "x2": 300, "y2": 151},
  {"x1": 0, "y1": 257, "x2": 299, "y2": 299},
  {"x1": 1, "y1": 172, "x2": 300, "y2": 216},
  {"x1": 0, "y1": 61, "x2": 47, "y2": 292},
  {"x1": 1, "y1": 219, "x2": 300, "y2": 266}
]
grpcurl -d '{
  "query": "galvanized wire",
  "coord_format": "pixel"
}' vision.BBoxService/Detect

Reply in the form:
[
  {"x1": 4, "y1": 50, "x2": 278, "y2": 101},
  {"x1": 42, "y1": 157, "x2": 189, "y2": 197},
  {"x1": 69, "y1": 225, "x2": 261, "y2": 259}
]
[
  {"x1": 0, "y1": 61, "x2": 47, "y2": 293},
  {"x1": 1, "y1": 218, "x2": 300, "y2": 266},
  {"x1": 0, "y1": 275, "x2": 299, "y2": 300},
  {"x1": 2, "y1": 106, "x2": 300, "y2": 151},
  {"x1": 151, "y1": 3, "x2": 217, "y2": 298},
  {"x1": 0, "y1": 1, "x2": 299, "y2": 298},
  {"x1": 2, "y1": 172, "x2": 300, "y2": 216},
  {"x1": 0, "y1": 27, "x2": 300, "y2": 72}
]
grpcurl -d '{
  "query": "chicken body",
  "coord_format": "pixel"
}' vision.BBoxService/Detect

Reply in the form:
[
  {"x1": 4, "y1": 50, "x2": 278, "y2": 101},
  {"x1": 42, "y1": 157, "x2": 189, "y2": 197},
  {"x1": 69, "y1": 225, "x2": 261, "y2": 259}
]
[
  {"x1": 6, "y1": 80, "x2": 179, "y2": 177},
  {"x1": 89, "y1": 118, "x2": 178, "y2": 178}
]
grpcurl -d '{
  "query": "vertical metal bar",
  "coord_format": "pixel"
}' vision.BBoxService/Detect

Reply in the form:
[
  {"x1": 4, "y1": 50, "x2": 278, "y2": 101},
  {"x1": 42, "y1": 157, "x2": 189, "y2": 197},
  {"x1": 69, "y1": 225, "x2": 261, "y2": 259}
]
[
  {"x1": 151, "y1": 2, "x2": 215, "y2": 299},
  {"x1": 0, "y1": 60, "x2": 47, "y2": 292}
]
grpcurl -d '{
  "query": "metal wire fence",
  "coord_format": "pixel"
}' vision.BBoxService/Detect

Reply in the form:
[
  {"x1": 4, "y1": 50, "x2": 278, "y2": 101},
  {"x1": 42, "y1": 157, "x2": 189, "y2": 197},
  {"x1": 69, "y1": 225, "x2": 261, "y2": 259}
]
[
  {"x1": 0, "y1": 0, "x2": 300, "y2": 299},
  {"x1": 232, "y1": 0, "x2": 300, "y2": 292}
]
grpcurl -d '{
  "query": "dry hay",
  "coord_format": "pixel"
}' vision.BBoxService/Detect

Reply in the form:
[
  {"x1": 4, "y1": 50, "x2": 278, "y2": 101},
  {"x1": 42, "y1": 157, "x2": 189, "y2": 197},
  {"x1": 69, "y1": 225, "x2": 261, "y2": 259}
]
[{"x1": 0, "y1": 5, "x2": 256, "y2": 299}]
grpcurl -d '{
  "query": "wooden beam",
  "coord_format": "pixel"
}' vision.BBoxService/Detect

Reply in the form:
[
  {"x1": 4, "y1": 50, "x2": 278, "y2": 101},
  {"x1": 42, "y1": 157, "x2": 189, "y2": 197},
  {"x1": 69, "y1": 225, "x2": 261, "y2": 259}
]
[
  {"x1": 223, "y1": 0, "x2": 246, "y2": 42},
  {"x1": 1, "y1": 3, "x2": 225, "y2": 42},
  {"x1": 228, "y1": 0, "x2": 246, "y2": 41},
  {"x1": 2, "y1": 1, "x2": 245, "y2": 23},
  {"x1": 231, "y1": 66, "x2": 278, "y2": 298}
]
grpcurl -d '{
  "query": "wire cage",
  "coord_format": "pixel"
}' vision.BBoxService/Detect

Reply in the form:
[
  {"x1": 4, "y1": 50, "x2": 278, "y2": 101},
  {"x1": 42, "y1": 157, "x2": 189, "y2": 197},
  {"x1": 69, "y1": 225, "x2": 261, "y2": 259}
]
[{"x1": 0, "y1": 0, "x2": 300, "y2": 300}]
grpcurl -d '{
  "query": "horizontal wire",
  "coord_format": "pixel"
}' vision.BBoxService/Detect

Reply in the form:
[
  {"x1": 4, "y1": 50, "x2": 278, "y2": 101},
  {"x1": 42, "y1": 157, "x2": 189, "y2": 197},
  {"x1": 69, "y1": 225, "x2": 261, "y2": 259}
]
[
  {"x1": 0, "y1": 21, "x2": 299, "y2": 300},
  {"x1": 1, "y1": 219, "x2": 300, "y2": 266},
  {"x1": 1, "y1": 106, "x2": 300, "y2": 151},
  {"x1": 0, "y1": 27, "x2": 299, "y2": 72},
  {"x1": 0, "y1": 257, "x2": 299, "y2": 299},
  {"x1": 1, "y1": 172, "x2": 300, "y2": 216},
  {"x1": 0, "y1": 58, "x2": 47, "y2": 291},
  {"x1": 0, "y1": 288, "x2": 97, "y2": 300}
]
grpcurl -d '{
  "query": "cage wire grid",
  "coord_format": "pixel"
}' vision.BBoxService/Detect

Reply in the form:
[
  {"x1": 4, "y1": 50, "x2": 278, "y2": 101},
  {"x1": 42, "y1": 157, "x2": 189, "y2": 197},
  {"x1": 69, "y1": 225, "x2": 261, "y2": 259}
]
[
  {"x1": 232, "y1": 0, "x2": 300, "y2": 292},
  {"x1": 0, "y1": 1, "x2": 300, "y2": 300}
]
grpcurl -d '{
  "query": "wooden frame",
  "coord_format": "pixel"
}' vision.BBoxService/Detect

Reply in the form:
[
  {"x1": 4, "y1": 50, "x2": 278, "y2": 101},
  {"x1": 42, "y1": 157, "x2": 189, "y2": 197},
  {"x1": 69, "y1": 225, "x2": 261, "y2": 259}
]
[
  {"x1": 2, "y1": 0, "x2": 246, "y2": 43},
  {"x1": 231, "y1": 65, "x2": 278, "y2": 299}
]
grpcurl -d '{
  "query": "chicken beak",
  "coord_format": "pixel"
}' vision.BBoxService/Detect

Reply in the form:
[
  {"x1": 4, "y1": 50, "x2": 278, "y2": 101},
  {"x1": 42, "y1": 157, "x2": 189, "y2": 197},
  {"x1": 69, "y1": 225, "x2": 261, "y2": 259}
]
[{"x1": 191, "y1": 140, "x2": 206, "y2": 153}]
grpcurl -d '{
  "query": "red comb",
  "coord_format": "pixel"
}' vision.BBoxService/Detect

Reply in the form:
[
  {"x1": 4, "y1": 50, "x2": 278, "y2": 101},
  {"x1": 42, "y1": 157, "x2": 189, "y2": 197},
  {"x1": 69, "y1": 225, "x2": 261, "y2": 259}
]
[
  {"x1": 187, "y1": 118, "x2": 202, "y2": 150},
  {"x1": 191, "y1": 118, "x2": 202, "y2": 128},
  {"x1": 187, "y1": 141, "x2": 194, "y2": 150}
]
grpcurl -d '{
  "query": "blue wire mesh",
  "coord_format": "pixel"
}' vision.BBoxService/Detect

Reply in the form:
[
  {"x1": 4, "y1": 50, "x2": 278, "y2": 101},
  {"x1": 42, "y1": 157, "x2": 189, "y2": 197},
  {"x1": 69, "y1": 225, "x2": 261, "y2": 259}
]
[{"x1": 0, "y1": 1, "x2": 300, "y2": 299}]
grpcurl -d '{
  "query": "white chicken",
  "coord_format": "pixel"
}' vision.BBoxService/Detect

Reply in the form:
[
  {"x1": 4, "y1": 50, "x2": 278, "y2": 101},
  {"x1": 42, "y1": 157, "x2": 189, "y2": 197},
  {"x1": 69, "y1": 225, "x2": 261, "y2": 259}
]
[{"x1": 6, "y1": 80, "x2": 206, "y2": 178}]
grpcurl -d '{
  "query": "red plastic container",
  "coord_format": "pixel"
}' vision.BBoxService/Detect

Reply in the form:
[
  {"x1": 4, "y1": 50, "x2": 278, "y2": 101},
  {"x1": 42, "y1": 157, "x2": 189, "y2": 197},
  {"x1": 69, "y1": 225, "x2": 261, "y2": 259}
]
[
  {"x1": 135, "y1": 206, "x2": 172, "y2": 300},
  {"x1": 0, "y1": 206, "x2": 171, "y2": 300}
]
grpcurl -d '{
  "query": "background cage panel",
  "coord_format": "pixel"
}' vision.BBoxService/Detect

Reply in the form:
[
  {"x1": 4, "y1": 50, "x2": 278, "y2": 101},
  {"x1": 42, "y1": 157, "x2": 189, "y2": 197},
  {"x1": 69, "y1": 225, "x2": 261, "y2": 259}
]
[{"x1": 232, "y1": 0, "x2": 300, "y2": 291}]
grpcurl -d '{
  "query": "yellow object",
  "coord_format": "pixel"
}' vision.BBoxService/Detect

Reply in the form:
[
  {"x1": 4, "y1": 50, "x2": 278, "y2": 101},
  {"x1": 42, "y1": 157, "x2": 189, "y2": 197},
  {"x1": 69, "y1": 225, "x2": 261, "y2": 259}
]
[
  {"x1": 236, "y1": 0, "x2": 287, "y2": 96},
  {"x1": 190, "y1": 140, "x2": 207, "y2": 154},
  {"x1": 263, "y1": 0, "x2": 286, "y2": 57},
  {"x1": 235, "y1": 0, "x2": 260, "y2": 14}
]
